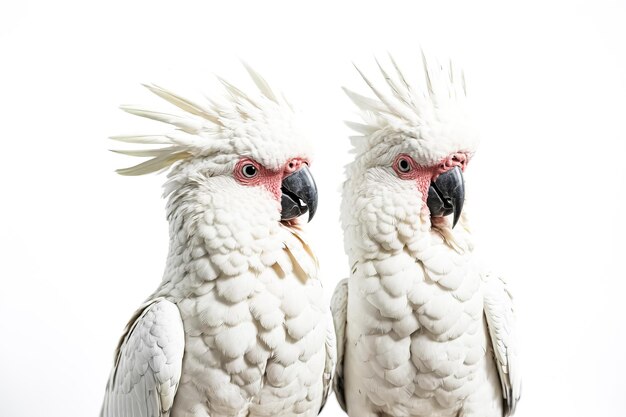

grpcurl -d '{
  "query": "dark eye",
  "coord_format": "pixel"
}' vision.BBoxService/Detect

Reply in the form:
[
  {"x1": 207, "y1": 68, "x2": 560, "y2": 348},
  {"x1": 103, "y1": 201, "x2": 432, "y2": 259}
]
[
  {"x1": 242, "y1": 164, "x2": 258, "y2": 178},
  {"x1": 397, "y1": 157, "x2": 411, "y2": 173}
]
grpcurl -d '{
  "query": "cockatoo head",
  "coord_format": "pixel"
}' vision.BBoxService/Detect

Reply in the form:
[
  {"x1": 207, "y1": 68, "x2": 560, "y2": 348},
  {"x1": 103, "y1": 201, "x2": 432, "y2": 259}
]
[
  {"x1": 342, "y1": 54, "x2": 479, "y2": 252},
  {"x1": 112, "y1": 65, "x2": 317, "y2": 230}
]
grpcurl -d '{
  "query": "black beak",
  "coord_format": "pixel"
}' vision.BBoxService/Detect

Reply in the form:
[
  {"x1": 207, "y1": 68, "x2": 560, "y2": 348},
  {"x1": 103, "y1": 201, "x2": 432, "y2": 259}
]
[
  {"x1": 280, "y1": 165, "x2": 318, "y2": 222},
  {"x1": 426, "y1": 166, "x2": 465, "y2": 228}
]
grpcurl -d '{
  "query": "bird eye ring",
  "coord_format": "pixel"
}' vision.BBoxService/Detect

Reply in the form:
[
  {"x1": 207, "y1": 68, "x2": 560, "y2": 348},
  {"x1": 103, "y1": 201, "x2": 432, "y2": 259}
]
[
  {"x1": 242, "y1": 164, "x2": 258, "y2": 178},
  {"x1": 397, "y1": 157, "x2": 412, "y2": 173}
]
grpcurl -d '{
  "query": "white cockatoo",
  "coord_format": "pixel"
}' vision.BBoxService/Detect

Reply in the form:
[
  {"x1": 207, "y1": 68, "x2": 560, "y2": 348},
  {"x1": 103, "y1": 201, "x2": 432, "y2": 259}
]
[
  {"x1": 331, "y1": 55, "x2": 521, "y2": 417},
  {"x1": 100, "y1": 66, "x2": 335, "y2": 417}
]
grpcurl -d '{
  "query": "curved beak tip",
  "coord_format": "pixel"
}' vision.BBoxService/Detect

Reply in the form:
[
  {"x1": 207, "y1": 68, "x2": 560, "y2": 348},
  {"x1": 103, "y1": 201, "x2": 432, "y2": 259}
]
[
  {"x1": 280, "y1": 165, "x2": 318, "y2": 223},
  {"x1": 426, "y1": 166, "x2": 465, "y2": 229}
]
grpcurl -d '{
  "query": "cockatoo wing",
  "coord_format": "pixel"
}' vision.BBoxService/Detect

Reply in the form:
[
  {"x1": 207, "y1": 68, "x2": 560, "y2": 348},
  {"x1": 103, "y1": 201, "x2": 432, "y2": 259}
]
[
  {"x1": 482, "y1": 272, "x2": 522, "y2": 416},
  {"x1": 101, "y1": 298, "x2": 185, "y2": 417},
  {"x1": 319, "y1": 318, "x2": 337, "y2": 413},
  {"x1": 330, "y1": 278, "x2": 348, "y2": 412}
]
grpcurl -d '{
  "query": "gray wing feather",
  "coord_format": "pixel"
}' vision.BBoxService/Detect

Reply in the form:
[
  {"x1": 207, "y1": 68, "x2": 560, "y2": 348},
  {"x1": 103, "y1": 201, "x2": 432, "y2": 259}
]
[
  {"x1": 483, "y1": 272, "x2": 522, "y2": 416},
  {"x1": 101, "y1": 298, "x2": 185, "y2": 417},
  {"x1": 330, "y1": 278, "x2": 348, "y2": 412}
]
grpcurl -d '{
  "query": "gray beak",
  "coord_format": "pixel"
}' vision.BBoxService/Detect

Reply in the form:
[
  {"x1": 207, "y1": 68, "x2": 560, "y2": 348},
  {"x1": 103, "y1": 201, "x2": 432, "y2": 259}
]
[
  {"x1": 426, "y1": 166, "x2": 465, "y2": 228},
  {"x1": 280, "y1": 165, "x2": 318, "y2": 222}
]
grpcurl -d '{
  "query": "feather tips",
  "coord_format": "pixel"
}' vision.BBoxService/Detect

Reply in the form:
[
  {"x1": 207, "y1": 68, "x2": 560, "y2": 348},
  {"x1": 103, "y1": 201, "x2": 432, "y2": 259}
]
[
  {"x1": 119, "y1": 106, "x2": 206, "y2": 135},
  {"x1": 142, "y1": 83, "x2": 223, "y2": 126},
  {"x1": 353, "y1": 63, "x2": 417, "y2": 124},
  {"x1": 344, "y1": 121, "x2": 377, "y2": 136},
  {"x1": 115, "y1": 150, "x2": 192, "y2": 176},
  {"x1": 110, "y1": 135, "x2": 173, "y2": 145},
  {"x1": 343, "y1": 52, "x2": 477, "y2": 163},
  {"x1": 242, "y1": 61, "x2": 279, "y2": 103},
  {"x1": 111, "y1": 65, "x2": 292, "y2": 176},
  {"x1": 342, "y1": 87, "x2": 390, "y2": 115},
  {"x1": 483, "y1": 272, "x2": 522, "y2": 416},
  {"x1": 346, "y1": 52, "x2": 468, "y2": 123}
]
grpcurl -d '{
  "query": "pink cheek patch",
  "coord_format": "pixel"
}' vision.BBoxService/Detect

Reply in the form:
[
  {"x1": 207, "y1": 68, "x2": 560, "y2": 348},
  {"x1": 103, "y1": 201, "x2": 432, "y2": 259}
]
[
  {"x1": 393, "y1": 154, "x2": 436, "y2": 204},
  {"x1": 259, "y1": 175, "x2": 283, "y2": 200},
  {"x1": 415, "y1": 175, "x2": 432, "y2": 205}
]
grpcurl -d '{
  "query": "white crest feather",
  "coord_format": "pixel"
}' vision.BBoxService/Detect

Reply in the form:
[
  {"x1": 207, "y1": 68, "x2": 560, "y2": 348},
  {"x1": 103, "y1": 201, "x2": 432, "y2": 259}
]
[
  {"x1": 141, "y1": 83, "x2": 224, "y2": 126},
  {"x1": 344, "y1": 52, "x2": 479, "y2": 167},
  {"x1": 242, "y1": 61, "x2": 279, "y2": 103},
  {"x1": 112, "y1": 65, "x2": 308, "y2": 176},
  {"x1": 110, "y1": 135, "x2": 173, "y2": 145}
]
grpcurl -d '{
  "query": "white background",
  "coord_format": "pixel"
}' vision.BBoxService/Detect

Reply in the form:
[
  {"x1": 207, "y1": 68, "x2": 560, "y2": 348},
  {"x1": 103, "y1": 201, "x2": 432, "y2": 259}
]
[{"x1": 1, "y1": 1, "x2": 625, "y2": 416}]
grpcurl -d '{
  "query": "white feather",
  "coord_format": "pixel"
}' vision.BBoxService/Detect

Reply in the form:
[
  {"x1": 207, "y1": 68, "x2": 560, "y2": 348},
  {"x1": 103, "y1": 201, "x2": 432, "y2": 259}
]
[
  {"x1": 111, "y1": 65, "x2": 312, "y2": 176},
  {"x1": 334, "y1": 54, "x2": 520, "y2": 417},
  {"x1": 343, "y1": 53, "x2": 479, "y2": 170},
  {"x1": 103, "y1": 64, "x2": 333, "y2": 417},
  {"x1": 101, "y1": 299, "x2": 185, "y2": 417}
]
